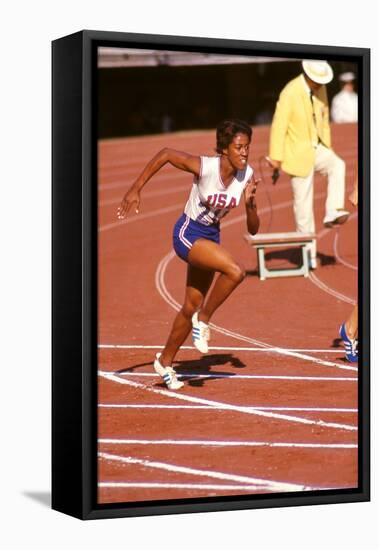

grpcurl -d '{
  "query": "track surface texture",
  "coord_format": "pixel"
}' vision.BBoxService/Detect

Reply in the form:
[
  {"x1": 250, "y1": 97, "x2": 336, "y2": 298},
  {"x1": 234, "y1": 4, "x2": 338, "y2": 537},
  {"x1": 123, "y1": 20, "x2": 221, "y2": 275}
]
[{"x1": 98, "y1": 123, "x2": 358, "y2": 505}]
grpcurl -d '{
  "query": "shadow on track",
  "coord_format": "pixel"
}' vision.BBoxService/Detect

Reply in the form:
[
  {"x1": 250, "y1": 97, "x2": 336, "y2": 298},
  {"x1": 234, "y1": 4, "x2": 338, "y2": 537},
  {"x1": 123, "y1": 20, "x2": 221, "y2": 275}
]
[{"x1": 116, "y1": 353, "x2": 246, "y2": 387}]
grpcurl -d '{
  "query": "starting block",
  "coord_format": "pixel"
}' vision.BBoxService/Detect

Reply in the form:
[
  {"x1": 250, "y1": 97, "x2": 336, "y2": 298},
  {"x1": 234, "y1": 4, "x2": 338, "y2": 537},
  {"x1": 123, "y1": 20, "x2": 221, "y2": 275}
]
[{"x1": 244, "y1": 232, "x2": 316, "y2": 280}]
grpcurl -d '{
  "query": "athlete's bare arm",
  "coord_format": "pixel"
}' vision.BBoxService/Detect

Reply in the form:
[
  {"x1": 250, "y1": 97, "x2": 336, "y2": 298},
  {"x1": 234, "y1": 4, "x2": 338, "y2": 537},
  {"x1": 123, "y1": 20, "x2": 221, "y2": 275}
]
[{"x1": 118, "y1": 148, "x2": 201, "y2": 219}]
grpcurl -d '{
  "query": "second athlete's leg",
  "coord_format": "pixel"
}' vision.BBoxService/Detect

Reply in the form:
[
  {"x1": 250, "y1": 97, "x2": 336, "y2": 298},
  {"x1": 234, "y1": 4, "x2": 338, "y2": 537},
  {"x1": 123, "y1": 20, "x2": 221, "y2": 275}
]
[
  {"x1": 346, "y1": 303, "x2": 358, "y2": 340},
  {"x1": 188, "y1": 239, "x2": 245, "y2": 324},
  {"x1": 160, "y1": 265, "x2": 214, "y2": 367}
]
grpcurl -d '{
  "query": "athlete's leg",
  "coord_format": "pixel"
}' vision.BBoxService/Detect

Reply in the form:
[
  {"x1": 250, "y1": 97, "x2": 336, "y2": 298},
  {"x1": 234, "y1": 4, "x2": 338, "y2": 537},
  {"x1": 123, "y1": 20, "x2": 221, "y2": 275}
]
[
  {"x1": 188, "y1": 239, "x2": 245, "y2": 324},
  {"x1": 345, "y1": 303, "x2": 358, "y2": 340},
  {"x1": 160, "y1": 265, "x2": 214, "y2": 367}
]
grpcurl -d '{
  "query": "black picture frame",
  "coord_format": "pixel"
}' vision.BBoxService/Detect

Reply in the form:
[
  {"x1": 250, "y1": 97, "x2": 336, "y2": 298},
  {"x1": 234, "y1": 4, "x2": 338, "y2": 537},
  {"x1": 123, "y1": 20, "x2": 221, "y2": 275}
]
[{"x1": 52, "y1": 29, "x2": 370, "y2": 520}]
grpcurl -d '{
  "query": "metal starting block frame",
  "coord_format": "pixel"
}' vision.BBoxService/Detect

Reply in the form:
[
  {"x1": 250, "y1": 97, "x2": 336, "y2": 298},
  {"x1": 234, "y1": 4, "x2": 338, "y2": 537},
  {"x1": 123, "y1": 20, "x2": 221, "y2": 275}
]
[{"x1": 244, "y1": 232, "x2": 316, "y2": 280}]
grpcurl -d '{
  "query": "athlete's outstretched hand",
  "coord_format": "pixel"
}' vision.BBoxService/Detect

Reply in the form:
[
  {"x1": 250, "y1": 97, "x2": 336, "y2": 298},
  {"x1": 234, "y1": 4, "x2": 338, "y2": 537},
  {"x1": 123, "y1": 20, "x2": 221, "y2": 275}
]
[
  {"x1": 117, "y1": 187, "x2": 141, "y2": 219},
  {"x1": 244, "y1": 176, "x2": 260, "y2": 208}
]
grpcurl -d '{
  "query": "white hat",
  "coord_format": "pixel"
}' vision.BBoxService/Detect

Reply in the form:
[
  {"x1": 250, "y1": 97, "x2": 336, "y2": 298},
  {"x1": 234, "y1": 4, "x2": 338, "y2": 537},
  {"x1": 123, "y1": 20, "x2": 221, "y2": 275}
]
[
  {"x1": 339, "y1": 71, "x2": 355, "y2": 83},
  {"x1": 302, "y1": 60, "x2": 333, "y2": 84}
]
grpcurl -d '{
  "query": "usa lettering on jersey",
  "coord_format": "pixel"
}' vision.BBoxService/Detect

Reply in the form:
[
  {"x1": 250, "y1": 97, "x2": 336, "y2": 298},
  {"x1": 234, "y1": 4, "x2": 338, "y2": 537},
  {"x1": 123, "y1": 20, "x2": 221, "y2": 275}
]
[{"x1": 207, "y1": 194, "x2": 237, "y2": 209}]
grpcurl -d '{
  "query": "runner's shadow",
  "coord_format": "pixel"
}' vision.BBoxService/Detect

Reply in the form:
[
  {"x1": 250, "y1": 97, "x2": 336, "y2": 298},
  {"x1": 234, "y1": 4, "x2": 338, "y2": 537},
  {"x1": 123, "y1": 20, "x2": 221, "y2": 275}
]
[
  {"x1": 117, "y1": 361, "x2": 155, "y2": 373},
  {"x1": 116, "y1": 353, "x2": 246, "y2": 388},
  {"x1": 336, "y1": 356, "x2": 357, "y2": 364},
  {"x1": 174, "y1": 354, "x2": 246, "y2": 387},
  {"x1": 331, "y1": 337, "x2": 343, "y2": 349}
]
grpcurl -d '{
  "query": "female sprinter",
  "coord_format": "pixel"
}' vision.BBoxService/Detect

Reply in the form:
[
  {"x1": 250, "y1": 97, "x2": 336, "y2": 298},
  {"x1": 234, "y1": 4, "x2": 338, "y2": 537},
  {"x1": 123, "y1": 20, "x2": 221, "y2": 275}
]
[{"x1": 118, "y1": 119, "x2": 260, "y2": 390}]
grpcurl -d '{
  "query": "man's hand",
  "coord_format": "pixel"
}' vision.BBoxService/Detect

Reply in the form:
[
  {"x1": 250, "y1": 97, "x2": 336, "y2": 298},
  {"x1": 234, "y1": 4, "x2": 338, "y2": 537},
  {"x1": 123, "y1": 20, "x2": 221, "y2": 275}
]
[{"x1": 265, "y1": 157, "x2": 281, "y2": 170}]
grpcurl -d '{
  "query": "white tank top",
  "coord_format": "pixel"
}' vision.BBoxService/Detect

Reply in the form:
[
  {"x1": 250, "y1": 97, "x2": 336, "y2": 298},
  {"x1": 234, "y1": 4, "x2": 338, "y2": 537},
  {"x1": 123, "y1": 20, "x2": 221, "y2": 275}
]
[{"x1": 184, "y1": 156, "x2": 253, "y2": 226}]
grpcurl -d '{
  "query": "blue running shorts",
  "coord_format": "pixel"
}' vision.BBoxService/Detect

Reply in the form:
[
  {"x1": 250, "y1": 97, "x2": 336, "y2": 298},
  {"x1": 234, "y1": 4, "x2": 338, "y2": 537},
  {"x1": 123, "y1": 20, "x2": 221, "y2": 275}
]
[{"x1": 173, "y1": 213, "x2": 220, "y2": 262}]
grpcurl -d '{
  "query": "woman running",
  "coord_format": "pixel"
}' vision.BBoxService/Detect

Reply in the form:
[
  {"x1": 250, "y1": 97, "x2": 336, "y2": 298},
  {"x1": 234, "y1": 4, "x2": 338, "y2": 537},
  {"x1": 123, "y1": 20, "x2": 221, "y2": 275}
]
[{"x1": 118, "y1": 119, "x2": 260, "y2": 390}]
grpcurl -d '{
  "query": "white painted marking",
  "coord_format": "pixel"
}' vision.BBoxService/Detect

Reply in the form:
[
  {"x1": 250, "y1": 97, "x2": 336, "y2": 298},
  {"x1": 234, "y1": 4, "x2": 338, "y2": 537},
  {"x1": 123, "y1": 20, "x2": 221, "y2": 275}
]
[
  {"x1": 307, "y1": 212, "x2": 358, "y2": 303},
  {"x1": 98, "y1": 371, "x2": 357, "y2": 431},
  {"x1": 98, "y1": 451, "x2": 312, "y2": 492},
  {"x1": 155, "y1": 250, "x2": 358, "y2": 373},
  {"x1": 98, "y1": 481, "x2": 273, "y2": 493},
  {"x1": 333, "y1": 229, "x2": 358, "y2": 271},
  {"x1": 99, "y1": 343, "x2": 343, "y2": 353},
  {"x1": 100, "y1": 182, "x2": 189, "y2": 205},
  {"x1": 98, "y1": 404, "x2": 358, "y2": 413},
  {"x1": 99, "y1": 370, "x2": 356, "y2": 382},
  {"x1": 309, "y1": 272, "x2": 356, "y2": 305},
  {"x1": 99, "y1": 438, "x2": 357, "y2": 449},
  {"x1": 100, "y1": 203, "x2": 182, "y2": 233}
]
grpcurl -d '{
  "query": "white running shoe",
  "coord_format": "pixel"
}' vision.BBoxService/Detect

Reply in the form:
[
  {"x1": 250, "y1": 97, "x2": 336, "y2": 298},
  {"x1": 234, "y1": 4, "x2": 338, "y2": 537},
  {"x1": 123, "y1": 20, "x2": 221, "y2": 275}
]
[
  {"x1": 192, "y1": 312, "x2": 210, "y2": 353},
  {"x1": 323, "y1": 209, "x2": 350, "y2": 228},
  {"x1": 153, "y1": 353, "x2": 184, "y2": 390}
]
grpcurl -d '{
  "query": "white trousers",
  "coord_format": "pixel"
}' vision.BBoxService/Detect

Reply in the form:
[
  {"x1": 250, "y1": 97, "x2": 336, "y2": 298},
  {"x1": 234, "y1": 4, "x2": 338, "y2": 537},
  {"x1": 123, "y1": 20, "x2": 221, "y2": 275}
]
[{"x1": 291, "y1": 144, "x2": 346, "y2": 260}]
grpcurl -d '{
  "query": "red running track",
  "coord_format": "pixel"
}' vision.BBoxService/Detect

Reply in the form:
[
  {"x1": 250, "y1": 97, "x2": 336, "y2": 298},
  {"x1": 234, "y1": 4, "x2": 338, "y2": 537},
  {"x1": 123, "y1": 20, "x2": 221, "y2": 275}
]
[{"x1": 97, "y1": 123, "x2": 358, "y2": 504}]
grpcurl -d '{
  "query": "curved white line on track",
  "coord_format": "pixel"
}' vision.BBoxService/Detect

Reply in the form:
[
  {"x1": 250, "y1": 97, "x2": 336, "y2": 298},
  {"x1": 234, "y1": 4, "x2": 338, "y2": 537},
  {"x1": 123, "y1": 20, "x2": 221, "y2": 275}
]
[
  {"x1": 156, "y1": 250, "x2": 357, "y2": 372},
  {"x1": 333, "y1": 229, "x2": 358, "y2": 271},
  {"x1": 307, "y1": 212, "x2": 358, "y2": 303},
  {"x1": 99, "y1": 438, "x2": 357, "y2": 449},
  {"x1": 99, "y1": 371, "x2": 357, "y2": 431},
  {"x1": 309, "y1": 272, "x2": 356, "y2": 306},
  {"x1": 99, "y1": 404, "x2": 358, "y2": 412},
  {"x1": 98, "y1": 451, "x2": 313, "y2": 492}
]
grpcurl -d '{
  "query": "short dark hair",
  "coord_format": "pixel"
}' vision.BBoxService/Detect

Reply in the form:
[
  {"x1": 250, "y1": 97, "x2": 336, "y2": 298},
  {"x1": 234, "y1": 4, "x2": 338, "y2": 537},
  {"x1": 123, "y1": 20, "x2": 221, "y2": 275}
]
[{"x1": 216, "y1": 119, "x2": 252, "y2": 153}]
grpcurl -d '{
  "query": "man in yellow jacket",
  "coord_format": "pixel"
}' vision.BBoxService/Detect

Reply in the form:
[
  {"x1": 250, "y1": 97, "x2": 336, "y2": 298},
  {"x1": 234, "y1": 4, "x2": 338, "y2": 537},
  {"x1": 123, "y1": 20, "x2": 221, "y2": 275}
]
[{"x1": 267, "y1": 60, "x2": 349, "y2": 269}]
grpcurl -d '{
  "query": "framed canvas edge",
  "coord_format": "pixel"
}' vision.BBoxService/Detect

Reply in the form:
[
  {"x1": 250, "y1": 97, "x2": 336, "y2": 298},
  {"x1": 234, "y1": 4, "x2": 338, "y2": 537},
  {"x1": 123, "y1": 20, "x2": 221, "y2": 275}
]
[{"x1": 52, "y1": 29, "x2": 370, "y2": 521}]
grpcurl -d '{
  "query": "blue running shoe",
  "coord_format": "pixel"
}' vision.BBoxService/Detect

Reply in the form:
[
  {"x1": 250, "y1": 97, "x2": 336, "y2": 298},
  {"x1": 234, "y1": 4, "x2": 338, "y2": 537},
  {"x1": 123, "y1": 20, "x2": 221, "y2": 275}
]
[{"x1": 339, "y1": 323, "x2": 358, "y2": 363}]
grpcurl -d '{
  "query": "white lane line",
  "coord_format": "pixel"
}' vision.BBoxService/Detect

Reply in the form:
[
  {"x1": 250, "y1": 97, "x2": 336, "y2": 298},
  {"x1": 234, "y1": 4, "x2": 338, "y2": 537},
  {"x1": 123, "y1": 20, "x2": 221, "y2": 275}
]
[
  {"x1": 98, "y1": 451, "x2": 313, "y2": 492},
  {"x1": 99, "y1": 152, "x2": 357, "y2": 189},
  {"x1": 99, "y1": 170, "x2": 188, "y2": 190},
  {"x1": 99, "y1": 371, "x2": 357, "y2": 382},
  {"x1": 333, "y1": 230, "x2": 358, "y2": 271},
  {"x1": 99, "y1": 404, "x2": 358, "y2": 412},
  {"x1": 307, "y1": 213, "x2": 358, "y2": 304},
  {"x1": 100, "y1": 183, "x2": 189, "y2": 207},
  {"x1": 99, "y1": 344, "x2": 343, "y2": 353},
  {"x1": 98, "y1": 372, "x2": 357, "y2": 432},
  {"x1": 99, "y1": 203, "x2": 183, "y2": 233},
  {"x1": 309, "y1": 272, "x2": 356, "y2": 305},
  {"x1": 98, "y1": 482, "x2": 274, "y2": 492},
  {"x1": 99, "y1": 438, "x2": 357, "y2": 449},
  {"x1": 156, "y1": 250, "x2": 358, "y2": 373}
]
